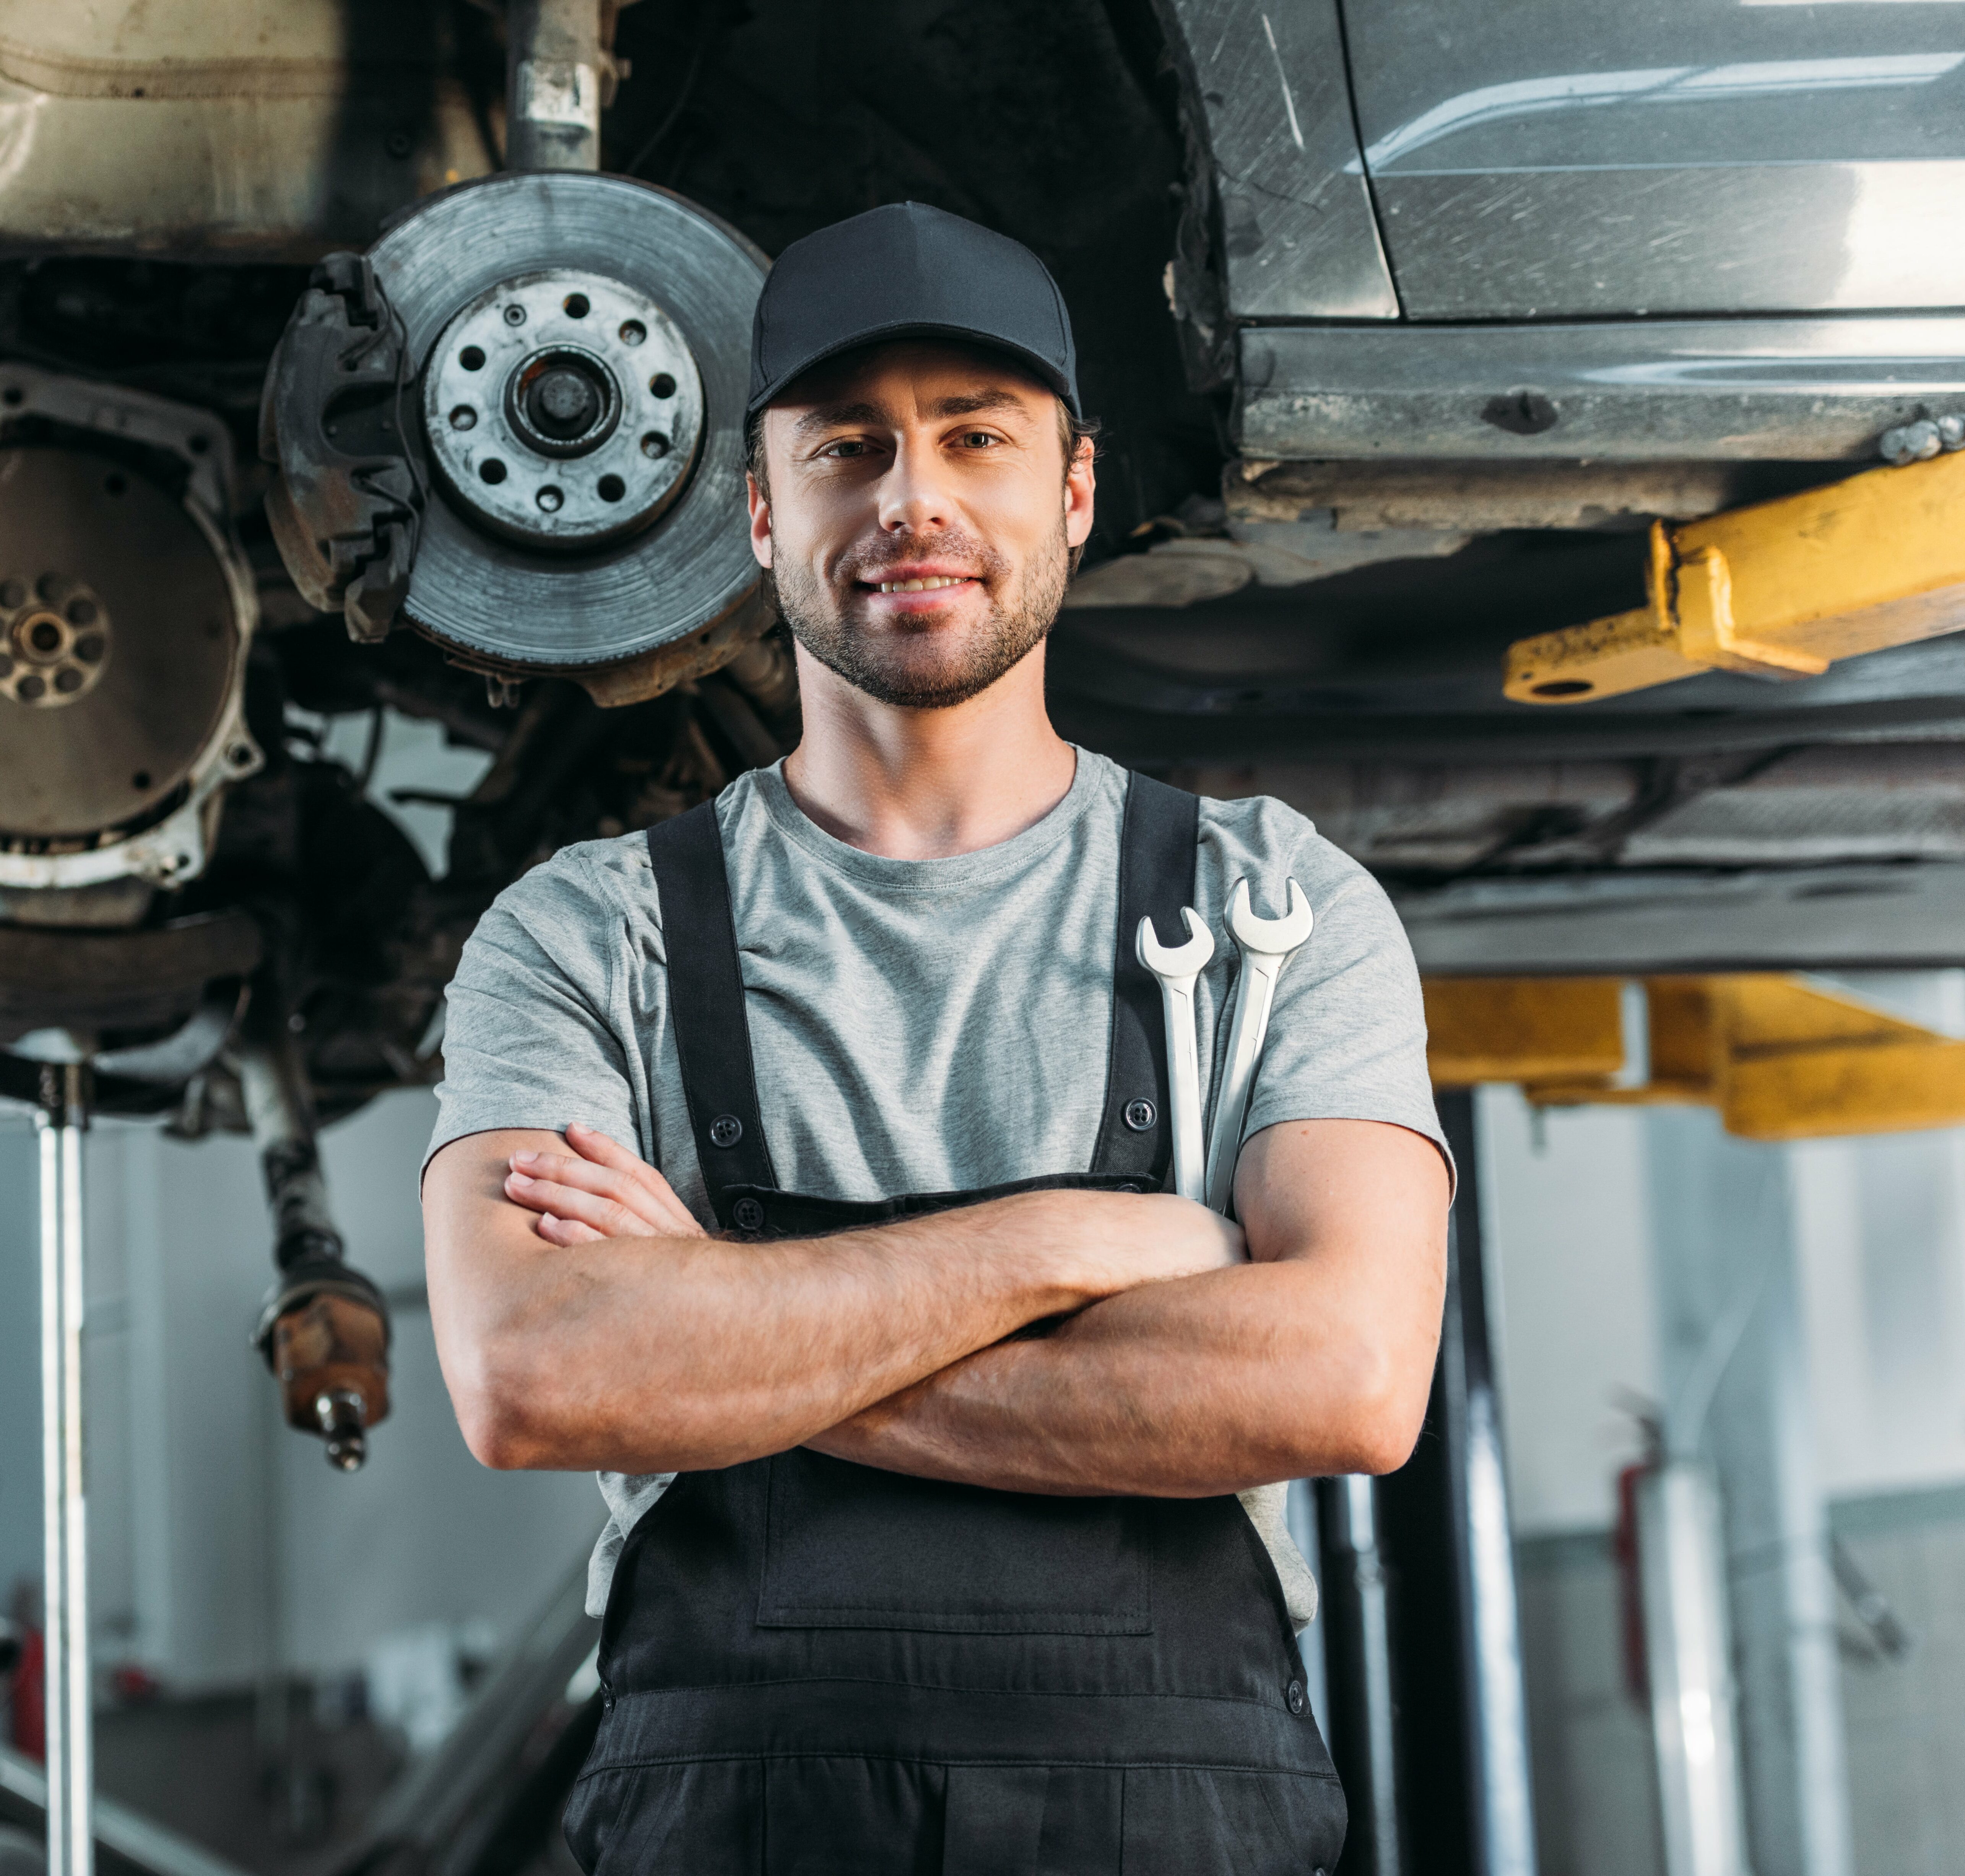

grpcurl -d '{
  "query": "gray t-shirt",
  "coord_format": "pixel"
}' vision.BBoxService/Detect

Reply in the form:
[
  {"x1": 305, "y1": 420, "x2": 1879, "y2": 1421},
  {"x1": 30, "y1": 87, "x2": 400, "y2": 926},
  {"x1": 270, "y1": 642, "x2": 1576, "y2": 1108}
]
[{"x1": 428, "y1": 748, "x2": 1447, "y2": 1622}]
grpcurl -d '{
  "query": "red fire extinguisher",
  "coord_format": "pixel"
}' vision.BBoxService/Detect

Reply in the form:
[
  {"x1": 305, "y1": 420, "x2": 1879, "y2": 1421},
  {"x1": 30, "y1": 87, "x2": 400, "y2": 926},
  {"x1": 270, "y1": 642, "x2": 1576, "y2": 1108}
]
[{"x1": 8, "y1": 1623, "x2": 45, "y2": 1760}]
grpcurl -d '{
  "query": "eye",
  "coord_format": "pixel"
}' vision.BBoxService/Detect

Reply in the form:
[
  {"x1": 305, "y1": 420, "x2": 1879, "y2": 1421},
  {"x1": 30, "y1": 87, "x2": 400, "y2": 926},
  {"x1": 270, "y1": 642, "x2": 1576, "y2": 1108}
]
[
  {"x1": 819, "y1": 437, "x2": 875, "y2": 459},
  {"x1": 959, "y1": 431, "x2": 1001, "y2": 449}
]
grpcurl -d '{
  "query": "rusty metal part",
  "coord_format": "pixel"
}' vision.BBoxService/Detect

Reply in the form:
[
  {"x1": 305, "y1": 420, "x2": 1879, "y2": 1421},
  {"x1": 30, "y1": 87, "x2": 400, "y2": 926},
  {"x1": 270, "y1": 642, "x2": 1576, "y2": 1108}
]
[
  {"x1": 237, "y1": 1019, "x2": 392, "y2": 1470},
  {"x1": 268, "y1": 1290, "x2": 393, "y2": 1471},
  {"x1": 1425, "y1": 972, "x2": 1965, "y2": 1141},
  {"x1": 1505, "y1": 449, "x2": 1965, "y2": 704},
  {"x1": 260, "y1": 251, "x2": 423, "y2": 645},
  {"x1": 0, "y1": 366, "x2": 260, "y2": 893}
]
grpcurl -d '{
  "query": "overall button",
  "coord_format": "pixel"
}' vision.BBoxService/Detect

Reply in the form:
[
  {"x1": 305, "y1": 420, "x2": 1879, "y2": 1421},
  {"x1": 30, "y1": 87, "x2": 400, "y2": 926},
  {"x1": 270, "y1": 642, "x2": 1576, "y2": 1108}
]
[
  {"x1": 732, "y1": 1196, "x2": 766, "y2": 1232},
  {"x1": 1123, "y1": 1097, "x2": 1157, "y2": 1132},
  {"x1": 709, "y1": 1113, "x2": 744, "y2": 1148},
  {"x1": 1286, "y1": 1679, "x2": 1307, "y2": 1717}
]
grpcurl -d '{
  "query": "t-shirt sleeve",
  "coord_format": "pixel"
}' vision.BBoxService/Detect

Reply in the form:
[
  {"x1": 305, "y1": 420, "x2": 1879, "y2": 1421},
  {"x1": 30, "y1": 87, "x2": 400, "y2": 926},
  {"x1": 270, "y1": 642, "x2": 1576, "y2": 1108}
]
[
  {"x1": 424, "y1": 849, "x2": 642, "y2": 1171},
  {"x1": 1211, "y1": 798, "x2": 1453, "y2": 1188}
]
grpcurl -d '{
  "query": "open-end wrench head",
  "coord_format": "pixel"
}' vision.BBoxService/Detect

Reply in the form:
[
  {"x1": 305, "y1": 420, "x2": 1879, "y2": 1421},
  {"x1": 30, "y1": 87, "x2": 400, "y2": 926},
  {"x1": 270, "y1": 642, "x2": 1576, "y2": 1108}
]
[
  {"x1": 1136, "y1": 905, "x2": 1215, "y2": 977},
  {"x1": 1225, "y1": 877, "x2": 1313, "y2": 956}
]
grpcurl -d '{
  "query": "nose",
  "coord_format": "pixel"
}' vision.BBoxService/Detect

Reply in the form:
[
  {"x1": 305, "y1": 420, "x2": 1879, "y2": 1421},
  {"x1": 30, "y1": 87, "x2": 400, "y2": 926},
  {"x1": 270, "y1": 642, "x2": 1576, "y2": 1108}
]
[{"x1": 876, "y1": 430, "x2": 956, "y2": 536}]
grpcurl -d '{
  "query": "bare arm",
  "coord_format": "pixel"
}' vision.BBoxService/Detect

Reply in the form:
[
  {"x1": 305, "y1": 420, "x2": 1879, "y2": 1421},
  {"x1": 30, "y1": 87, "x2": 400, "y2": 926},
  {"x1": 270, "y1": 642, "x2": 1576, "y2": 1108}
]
[
  {"x1": 422, "y1": 1124, "x2": 1243, "y2": 1474},
  {"x1": 802, "y1": 1119, "x2": 1448, "y2": 1492}
]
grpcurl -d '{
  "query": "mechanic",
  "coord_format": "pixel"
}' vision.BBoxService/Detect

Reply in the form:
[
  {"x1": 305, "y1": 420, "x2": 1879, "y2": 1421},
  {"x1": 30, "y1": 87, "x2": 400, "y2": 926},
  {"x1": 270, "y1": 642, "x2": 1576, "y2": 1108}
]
[{"x1": 421, "y1": 202, "x2": 1451, "y2": 1869}]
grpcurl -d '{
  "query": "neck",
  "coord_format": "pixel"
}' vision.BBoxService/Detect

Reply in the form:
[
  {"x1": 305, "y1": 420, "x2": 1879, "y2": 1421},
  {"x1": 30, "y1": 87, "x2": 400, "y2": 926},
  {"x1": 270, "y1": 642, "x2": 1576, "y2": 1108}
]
[{"x1": 780, "y1": 640, "x2": 1076, "y2": 859}]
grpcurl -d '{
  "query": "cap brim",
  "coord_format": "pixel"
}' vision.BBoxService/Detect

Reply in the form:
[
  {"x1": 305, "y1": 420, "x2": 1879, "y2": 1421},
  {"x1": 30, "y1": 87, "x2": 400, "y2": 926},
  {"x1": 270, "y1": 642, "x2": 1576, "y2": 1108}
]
[{"x1": 747, "y1": 319, "x2": 1079, "y2": 419}]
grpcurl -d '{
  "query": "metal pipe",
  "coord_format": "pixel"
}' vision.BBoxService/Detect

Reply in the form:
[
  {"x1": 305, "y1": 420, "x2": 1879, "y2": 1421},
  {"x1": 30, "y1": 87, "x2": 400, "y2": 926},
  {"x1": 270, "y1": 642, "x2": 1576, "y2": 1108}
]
[
  {"x1": 37, "y1": 1061, "x2": 92, "y2": 1876},
  {"x1": 505, "y1": 0, "x2": 606, "y2": 172},
  {"x1": 1318, "y1": 1474, "x2": 1403, "y2": 1876},
  {"x1": 1636, "y1": 1461, "x2": 1752, "y2": 1876}
]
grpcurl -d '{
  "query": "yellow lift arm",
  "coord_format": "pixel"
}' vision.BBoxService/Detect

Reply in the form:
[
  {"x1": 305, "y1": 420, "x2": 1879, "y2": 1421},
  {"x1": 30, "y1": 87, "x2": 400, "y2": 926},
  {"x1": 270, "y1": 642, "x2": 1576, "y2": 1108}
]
[
  {"x1": 1425, "y1": 973, "x2": 1965, "y2": 1140},
  {"x1": 1503, "y1": 448, "x2": 1965, "y2": 705}
]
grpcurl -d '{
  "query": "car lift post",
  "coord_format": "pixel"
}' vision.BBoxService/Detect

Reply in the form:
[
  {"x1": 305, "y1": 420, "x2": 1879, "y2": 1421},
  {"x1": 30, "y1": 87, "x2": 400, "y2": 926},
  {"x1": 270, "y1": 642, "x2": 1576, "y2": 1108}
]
[{"x1": 37, "y1": 1059, "x2": 93, "y2": 1876}]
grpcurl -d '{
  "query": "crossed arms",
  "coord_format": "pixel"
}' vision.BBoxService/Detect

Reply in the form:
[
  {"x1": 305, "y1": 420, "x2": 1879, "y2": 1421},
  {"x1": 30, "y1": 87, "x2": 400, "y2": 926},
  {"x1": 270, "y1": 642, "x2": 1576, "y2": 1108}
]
[{"x1": 423, "y1": 1114, "x2": 1449, "y2": 1495}]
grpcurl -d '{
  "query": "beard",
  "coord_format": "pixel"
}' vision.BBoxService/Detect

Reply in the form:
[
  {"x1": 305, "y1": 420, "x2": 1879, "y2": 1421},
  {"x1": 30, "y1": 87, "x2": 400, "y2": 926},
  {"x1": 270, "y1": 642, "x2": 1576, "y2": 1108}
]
[{"x1": 768, "y1": 517, "x2": 1070, "y2": 710}]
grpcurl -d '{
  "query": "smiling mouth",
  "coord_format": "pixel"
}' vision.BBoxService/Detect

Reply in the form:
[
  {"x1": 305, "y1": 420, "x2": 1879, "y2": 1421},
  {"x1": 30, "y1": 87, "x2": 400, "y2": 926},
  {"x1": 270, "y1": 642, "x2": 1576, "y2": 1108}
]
[{"x1": 864, "y1": 575, "x2": 976, "y2": 594}]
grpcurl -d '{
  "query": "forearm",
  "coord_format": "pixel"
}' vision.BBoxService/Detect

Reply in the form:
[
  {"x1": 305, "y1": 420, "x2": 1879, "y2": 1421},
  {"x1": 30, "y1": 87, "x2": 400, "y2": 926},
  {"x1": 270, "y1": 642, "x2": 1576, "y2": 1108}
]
[
  {"x1": 432, "y1": 1196, "x2": 1098, "y2": 1473},
  {"x1": 808, "y1": 1258, "x2": 1412, "y2": 1496},
  {"x1": 426, "y1": 1130, "x2": 1240, "y2": 1476}
]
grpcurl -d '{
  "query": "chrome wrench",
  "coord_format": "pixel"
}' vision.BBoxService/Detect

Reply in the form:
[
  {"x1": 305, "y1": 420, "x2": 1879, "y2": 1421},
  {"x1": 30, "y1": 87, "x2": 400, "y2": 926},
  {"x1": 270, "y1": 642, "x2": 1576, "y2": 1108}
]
[
  {"x1": 1204, "y1": 878, "x2": 1313, "y2": 1215},
  {"x1": 1136, "y1": 907, "x2": 1215, "y2": 1203}
]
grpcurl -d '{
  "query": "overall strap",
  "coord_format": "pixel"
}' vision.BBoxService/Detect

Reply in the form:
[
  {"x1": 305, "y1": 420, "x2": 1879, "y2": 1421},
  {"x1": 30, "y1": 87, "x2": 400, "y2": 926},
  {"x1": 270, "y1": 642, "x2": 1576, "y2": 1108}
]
[
  {"x1": 645, "y1": 800, "x2": 777, "y2": 1226},
  {"x1": 1089, "y1": 772, "x2": 1201, "y2": 1187}
]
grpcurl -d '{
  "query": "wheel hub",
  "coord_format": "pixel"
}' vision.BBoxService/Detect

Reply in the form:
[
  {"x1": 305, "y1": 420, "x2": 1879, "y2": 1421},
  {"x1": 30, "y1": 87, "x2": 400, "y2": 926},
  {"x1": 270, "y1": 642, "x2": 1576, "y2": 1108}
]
[{"x1": 422, "y1": 266, "x2": 704, "y2": 551}]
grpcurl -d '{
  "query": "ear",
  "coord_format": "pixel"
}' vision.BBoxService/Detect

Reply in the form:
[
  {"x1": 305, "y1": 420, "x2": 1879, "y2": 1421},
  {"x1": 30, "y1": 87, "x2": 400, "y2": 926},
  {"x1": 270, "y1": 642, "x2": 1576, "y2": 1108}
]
[
  {"x1": 1064, "y1": 434, "x2": 1096, "y2": 551},
  {"x1": 746, "y1": 471, "x2": 773, "y2": 569}
]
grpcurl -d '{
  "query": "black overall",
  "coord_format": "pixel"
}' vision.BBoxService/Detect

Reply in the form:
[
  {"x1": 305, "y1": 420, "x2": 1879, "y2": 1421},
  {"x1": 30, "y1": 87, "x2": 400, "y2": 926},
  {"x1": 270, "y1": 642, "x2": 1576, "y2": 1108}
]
[{"x1": 564, "y1": 775, "x2": 1346, "y2": 1874}]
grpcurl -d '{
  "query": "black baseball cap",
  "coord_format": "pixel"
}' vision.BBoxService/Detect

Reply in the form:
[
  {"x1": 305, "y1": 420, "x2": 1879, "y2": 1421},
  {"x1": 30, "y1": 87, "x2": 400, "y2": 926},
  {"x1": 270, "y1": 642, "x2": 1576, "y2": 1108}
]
[{"x1": 747, "y1": 202, "x2": 1081, "y2": 421}]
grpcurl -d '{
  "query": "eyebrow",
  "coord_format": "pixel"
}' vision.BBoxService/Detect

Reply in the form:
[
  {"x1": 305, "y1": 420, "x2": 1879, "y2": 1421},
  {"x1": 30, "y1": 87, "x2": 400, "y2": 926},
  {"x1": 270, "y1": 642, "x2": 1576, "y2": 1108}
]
[{"x1": 788, "y1": 385, "x2": 1033, "y2": 438}]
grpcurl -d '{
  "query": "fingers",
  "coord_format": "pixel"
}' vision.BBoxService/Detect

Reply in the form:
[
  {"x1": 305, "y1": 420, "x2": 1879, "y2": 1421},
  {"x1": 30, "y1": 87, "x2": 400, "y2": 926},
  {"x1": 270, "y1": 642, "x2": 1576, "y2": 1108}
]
[
  {"x1": 561, "y1": 1124, "x2": 707, "y2": 1237},
  {"x1": 535, "y1": 1212, "x2": 605, "y2": 1245},
  {"x1": 505, "y1": 1151, "x2": 669, "y2": 1234},
  {"x1": 504, "y1": 1169, "x2": 652, "y2": 1240}
]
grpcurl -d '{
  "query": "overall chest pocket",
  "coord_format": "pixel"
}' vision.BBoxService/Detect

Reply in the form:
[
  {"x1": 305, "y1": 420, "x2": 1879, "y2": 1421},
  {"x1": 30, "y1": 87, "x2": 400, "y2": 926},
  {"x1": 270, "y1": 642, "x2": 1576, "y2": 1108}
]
[{"x1": 756, "y1": 1450, "x2": 1152, "y2": 1635}]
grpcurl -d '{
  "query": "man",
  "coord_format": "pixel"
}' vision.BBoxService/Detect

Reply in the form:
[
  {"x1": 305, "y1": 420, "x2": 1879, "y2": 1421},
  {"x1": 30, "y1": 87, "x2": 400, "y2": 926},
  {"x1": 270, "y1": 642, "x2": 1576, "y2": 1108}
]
[{"x1": 423, "y1": 202, "x2": 1451, "y2": 1870}]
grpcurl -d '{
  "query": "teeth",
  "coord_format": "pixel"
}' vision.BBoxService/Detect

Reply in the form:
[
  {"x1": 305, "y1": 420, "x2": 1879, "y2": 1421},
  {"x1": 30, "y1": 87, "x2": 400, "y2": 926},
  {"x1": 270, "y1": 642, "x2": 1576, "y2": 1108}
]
[{"x1": 876, "y1": 575, "x2": 967, "y2": 593}]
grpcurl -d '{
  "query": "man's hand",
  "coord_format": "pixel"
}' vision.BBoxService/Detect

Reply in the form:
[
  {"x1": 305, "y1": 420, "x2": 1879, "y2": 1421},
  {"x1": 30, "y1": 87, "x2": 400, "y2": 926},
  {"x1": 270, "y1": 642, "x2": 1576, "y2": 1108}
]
[
  {"x1": 803, "y1": 1117, "x2": 1449, "y2": 1494},
  {"x1": 491, "y1": 1120, "x2": 1444, "y2": 1495},
  {"x1": 503, "y1": 1122, "x2": 707, "y2": 1245},
  {"x1": 423, "y1": 1125, "x2": 1243, "y2": 1477}
]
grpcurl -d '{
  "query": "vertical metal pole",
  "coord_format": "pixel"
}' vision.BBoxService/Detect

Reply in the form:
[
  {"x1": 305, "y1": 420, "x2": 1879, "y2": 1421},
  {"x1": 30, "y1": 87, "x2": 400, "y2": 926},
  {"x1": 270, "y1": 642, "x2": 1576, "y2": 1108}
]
[
  {"x1": 1636, "y1": 1461, "x2": 1752, "y2": 1876},
  {"x1": 1375, "y1": 1089, "x2": 1538, "y2": 1876},
  {"x1": 1318, "y1": 1474, "x2": 1404, "y2": 1876},
  {"x1": 37, "y1": 1061, "x2": 92, "y2": 1876}
]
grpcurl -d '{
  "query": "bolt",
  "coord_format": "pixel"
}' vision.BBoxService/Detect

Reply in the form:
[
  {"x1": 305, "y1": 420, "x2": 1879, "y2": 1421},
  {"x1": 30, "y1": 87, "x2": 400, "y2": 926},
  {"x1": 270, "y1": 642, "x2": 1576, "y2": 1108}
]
[
  {"x1": 536, "y1": 485, "x2": 564, "y2": 512},
  {"x1": 504, "y1": 304, "x2": 527, "y2": 327},
  {"x1": 529, "y1": 366, "x2": 600, "y2": 438}
]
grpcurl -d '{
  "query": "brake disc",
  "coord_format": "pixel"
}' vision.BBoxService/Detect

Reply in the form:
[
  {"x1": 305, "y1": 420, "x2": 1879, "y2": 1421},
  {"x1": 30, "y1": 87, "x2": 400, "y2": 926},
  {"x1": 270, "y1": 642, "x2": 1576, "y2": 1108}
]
[{"x1": 372, "y1": 171, "x2": 767, "y2": 677}]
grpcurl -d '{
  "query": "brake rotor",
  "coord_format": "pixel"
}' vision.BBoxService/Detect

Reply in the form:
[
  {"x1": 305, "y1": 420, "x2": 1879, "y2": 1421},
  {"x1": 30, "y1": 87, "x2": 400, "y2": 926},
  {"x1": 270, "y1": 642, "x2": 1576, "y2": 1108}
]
[
  {"x1": 0, "y1": 447, "x2": 241, "y2": 842},
  {"x1": 373, "y1": 171, "x2": 767, "y2": 673}
]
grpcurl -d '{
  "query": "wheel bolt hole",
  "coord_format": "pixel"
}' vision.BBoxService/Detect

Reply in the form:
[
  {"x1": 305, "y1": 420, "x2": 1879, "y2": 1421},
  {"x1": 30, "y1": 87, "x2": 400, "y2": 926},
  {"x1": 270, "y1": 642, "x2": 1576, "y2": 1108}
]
[
  {"x1": 650, "y1": 372, "x2": 676, "y2": 399},
  {"x1": 74, "y1": 634, "x2": 104, "y2": 663},
  {"x1": 563, "y1": 293, "x2": 590, "y2": 319},
  {"x1": 640, "y1": 432, "x2": 669, "y2": 459},
  {"x1": 65, "y1": 597, "x2": 96, "y2": 626},
  {"x1": 54, "y1": 667, "x2": 82, "y2": 694},
  {"x1": 597, "y1": 473, "x2": 625, "y2": 503},
  {"x1": 460, "y1": 345, "x2": 486, "y2": 371},
  {"x1": 450, "y1": 405, "x2": 477, "y2": 431},
  {"x1": 536, "y1": 485, "x2": 564, "y2": 512},
  {"x1": 479, "y1": 458, "x2": 507, "y2": 484},
  {"x1": 618, "y1": 320, "x2": 645, "y2": 346}
]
